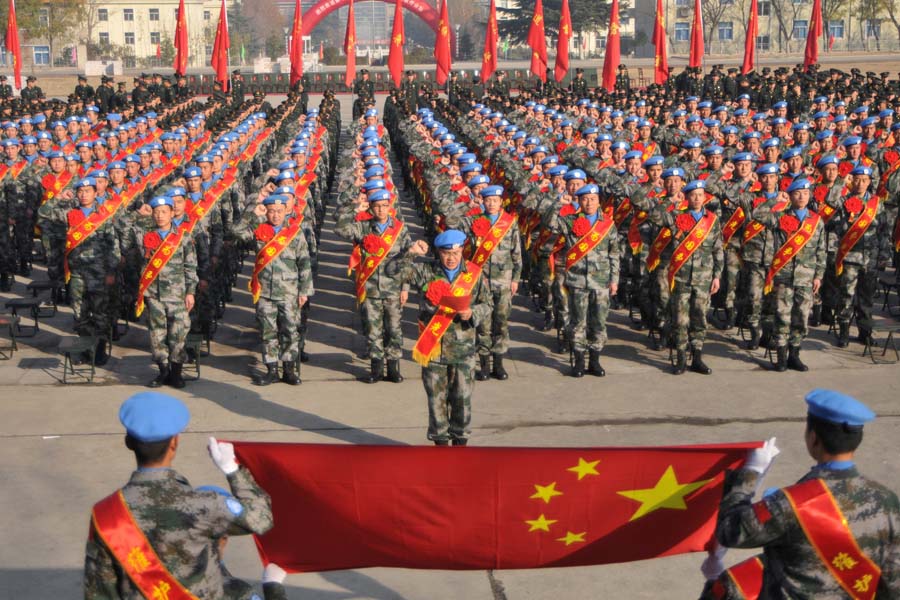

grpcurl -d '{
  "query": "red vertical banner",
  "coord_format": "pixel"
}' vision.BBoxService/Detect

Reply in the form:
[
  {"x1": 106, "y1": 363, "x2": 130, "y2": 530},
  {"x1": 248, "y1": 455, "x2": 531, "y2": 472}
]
[
  {"x1": 527, "y1": 0, "x2": 547, "y2": 82},
  {"x1": 5, "y1": 0, "x2": 21, "y2": 89},
  {"x1": 433, "y1": 0, "x2": 451, "y2": 85},
  {"x1": 343, "y1": 0, "x2": 357, "y2": 89},
  {"x1": 481, "y1": 0, "x2": 499, "y2": 83},
  {"x1": 211, "y1": 0, "x2": 230, "y2": 91},
  {"x1": 554, "y1": 0, "x2": 571, "y2": 82},
  {"x1": 652, "y1": 0, "x2": 668, "y2": 85},
  {"x1": 689, "y1": 0, "x2": 704, "y2": 69},
  {"x1": 804, "y1": 0, "x2": 823, "y2": 68},
  {"x1": 742, "y1": 0, "x2": 758, "y2": 75},
  {"x1": 173, "y1": 0, "x2": 188, "y2": 76},
  {"x1": 601, "y1": 0, "x2": 621, "y2": 92},
  {"x1": 290, "y1": 0, "x2": 304, "y2": 85},
  {"x1": 387, "y1": 3, "x2": 404, "y2": 87}
]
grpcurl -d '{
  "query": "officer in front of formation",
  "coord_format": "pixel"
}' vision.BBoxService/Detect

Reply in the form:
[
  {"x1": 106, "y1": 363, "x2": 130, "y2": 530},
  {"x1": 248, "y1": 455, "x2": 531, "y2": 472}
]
[
  {"x1": 569, "y1": 67, "x2": 588, "y2": 97},
  {"x1": 700, "y1": 389, "x2": 900, "y2": 599},
  {"x1": 75, "y1": 75, "x2": 95, "y2": 104},
  {"x1": 352, "y1": 69, "x2": 375, "y2": 119},
  {"x1": 19, "y1": 75, "x2": 43, "y2": 104},
  {"x1": 0, "y1": 75, "x2": 13, "y2": 101},
  {"x1": 83, "y1": 391, "x2": 288, "y2": 599}
]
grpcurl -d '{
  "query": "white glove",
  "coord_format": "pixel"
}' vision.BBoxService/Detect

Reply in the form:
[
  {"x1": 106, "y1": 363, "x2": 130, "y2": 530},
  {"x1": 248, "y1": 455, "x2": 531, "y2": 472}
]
[
  {"x1": 262, "y1": 562, "x2": 287, "y2": 584},
  {"x1": 208, "y1": 436, "x2": 239, "y2": 475},
  {"x1": 744, "y1": 437, "x2": 780, "y2": 474},
  {"x1": 700, "y1": 546, "x2": 727, "y2": 580}
]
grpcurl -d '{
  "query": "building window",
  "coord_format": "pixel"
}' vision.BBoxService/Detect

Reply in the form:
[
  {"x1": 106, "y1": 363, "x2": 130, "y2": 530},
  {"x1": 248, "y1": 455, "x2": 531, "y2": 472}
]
[
  {"x1": 675, "y1": 0, "x2": 688, "y2": 5},
  {"x1": 205, "y1": 44, "x2": 213, "y2": 58},
  {"x1": 204, "y1": 10, "x2": 211, "y2": 20},
  {"x1": 39, "y1": 7, "x2": 49, "y2": 27},
  {"x1": 828, "y1": 20, "x2": 844, "y2": 38},
  {"x1": 793, "y1": 19, "x2": 808, "y2": 39},
  {"x1": 125, "y1": 32, "x2": 135, "y2": 45},
  {"x1": 99, "y1": 32, "x2": 110, "y2": 44},
  {"x1": 596, "y1": 36, "x2": 606, "y2": 50},
  {"x1": 33, "y1": 45, "x2": 50, "y2": 65},
  {"x1": 150, "y1": 32, "x2": 160, "y2": 44},
  {"x1": 758, "y1": 0, "x2": 771, "y2": 15},
  {"x1": 149, "y1": 8, "x2": 159, "y2": 21},
  {"x1": 718, "y1": 21, "x2": 734, "y2": 41},
  {"x1": 865, "y1": 19, "x2": 881, "y2": 38},
  {"x1": 757, "y1": 34, "x2": 770, "y2": 50},
  {"x1": 98, "y1": 8, "x2": 108, "y2": 21},
  {"x1": 674, "y1": 22, "x2": 690, "y2": 41},
  {"x1": 124, "y1": 8, "x2": 134, "y2": 21}
]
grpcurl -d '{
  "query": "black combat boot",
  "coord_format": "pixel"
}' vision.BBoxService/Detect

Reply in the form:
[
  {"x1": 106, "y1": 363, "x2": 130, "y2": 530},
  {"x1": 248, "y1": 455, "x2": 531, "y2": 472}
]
[
  {"x1": 746, "y1": 326, "x2": 760, "y2": 350},
  {"x1": 0, "y1": 273, "x2": 11, "y2": 291},
  {"x1": 673, "y1": 350, "x2": 687, "y2": 375},
  {"x1": 386, "y1": 359, "x2": 403, "y2": 383},
  {"x1": 94, "y1": 340, "x2": 109, "y2": 367},
  {"x1": 18, "y1": 259, "x2": 30, "y2": 277},
  {"x1": 539, "y1": 309, "x2": 553, "y2": 331},
  {"x1": 452, "y1": 438, "x2": 468, "y2": 446},
  {"x1": 491, "y1": 353, "x2": 508, "y2": 380},
  {"x1": 168, "y1": 363, "x2": 186, "y2": 388},
  {"x1": 587, "y1": 349, "x2": 605, "y2": 377},
  {"x1": 808, "y1": 305, "x2": 822, "y2": 327},
  {"x1": 690, "y1": 348, "x2": 712, "y2": 375},
  {"x1": 433, "y1": 440, "x2": 450, "y2": 446},
  {"x1": 571, "y1": 351, "x2": 585, "y2": 378},
  {"x1": 837, "y1": 323, "x2": 850, "y2": 348},
  {"x1": 857, "y1": 329, "x2": 875, "y2": 347},
  {"x1": 775, "y1": 346, "x2": 788, "y2": 372},
  {"x1": 253, "y1": 363, "x2": 279, "y2": 386},
  {"x1": 821, "y1": 306, "x2": 835, "y2": 325},
  {"x1": 787, "y1": 346, "x2": 808, "y2": 372},
  {"x1": 476, "y1": 354, "x2": 491, "y2": 381},
  {"x1": 148, "y1": 361, "x2": 169, "y2": 388},
  {"x1": 281, "y1": 361, "x2": 300, "y2": 385},
  {"x1": 300, "y1": 350, "x2": 310, "y2": 363},
  {"x1": 363, "y1": 358, "x2": 383, "y2": 384},
  {"x1": 723, "y1": 308, "x2": 735, "y2": 330}
]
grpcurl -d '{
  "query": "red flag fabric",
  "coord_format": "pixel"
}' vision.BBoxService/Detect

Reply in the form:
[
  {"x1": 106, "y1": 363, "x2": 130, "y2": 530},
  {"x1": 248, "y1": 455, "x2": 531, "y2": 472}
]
[
  {"x1": 804, "y1": 0, "x2": 823, "y2": 69},
  {"x1": 481, "y1": 0, "x2": 499, "y2": 83},
  {"x1": 155, "y1": 43, "x2": 161, "y2": 59},
  {"x1": 173, "y1": 0, "x2": 188, "y2": 76},
  {"x1": 5, "y1": 0, "x2": 21, "y2": 89},
  {"x1": 527, "y1": 0, "x2": 547, "y2": 82},
  {"x1": 319, "y1": 41, "x2": 324, "y2": 60},
  {"x1": 232, "y1": 442, "x2": 757, "y2": 572},
  {"x1": 211, "y1": 0, "x2": 230, "y2": 92},
  {"x1": 742, "y1": 0, "x2": 758, "y2": 75},
  {"x1": 289, "y1": 0, "x2": 303, "y2": 85},
  {"x1": 554, "y1": 0, "x2": 571, "y2": 82},
  {"x1": 689, "y1": 0, "x2": 704, "y2": 69},
  {"x1": 828, "y1": 33, "x2": 835, "y2": 50},
  {"x1": 343, "y1": 0, "x2": 356, "y2": 89},
  {"x1": 601, "y1": 0, "x2": 621, "y2": 93},
  {"x1": 387, "y1": 3, "x2": 404, "y2": 87},
  {"x1": 652, "y1": 0, "x2": 668, "y2": 85},
  {"x1": 433, "y1": 0, "x2": 451, "y2": 85}
]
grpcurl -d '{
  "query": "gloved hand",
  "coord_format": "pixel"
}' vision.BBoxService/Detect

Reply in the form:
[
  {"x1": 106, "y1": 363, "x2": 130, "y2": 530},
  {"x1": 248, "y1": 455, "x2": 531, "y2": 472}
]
[
  {"x1": 700, "y1": 548, "x2": 727, "y2": 580},
  {"x1": 744, "y1": 437, "x2": 780, "y2": 474},
  {"x1": 262, "y1": 563, "x2": 287, "y2": 584},
  {"x1": 208, "y1": 436, "x2": 239, "y2": 475}
]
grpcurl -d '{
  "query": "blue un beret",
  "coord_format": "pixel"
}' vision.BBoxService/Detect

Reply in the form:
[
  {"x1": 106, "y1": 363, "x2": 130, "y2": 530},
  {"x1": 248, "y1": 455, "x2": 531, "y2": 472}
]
[
  {"x1": 684, "y1": 180, "x2": 706, "y2": 193},
  {"x1": 806, "y1": 389, "x2": 875, "y2": 427},
  {"x1": 575, "y1": 183, "x2": 600, "y2": 196},
  {"x1": 368, "y1": 190, "x2": 392, "y2": 203},
  {"x1": 262, "y1": 194, "x2": 289, "y2": 206},
  {"x1": 467, "y1": 174, "x2": 490, "y2": 188},
  {"x1": 480, "y1": 185, "x2": 504, "y2": 198},
  {"x1": 787, "y1": 178, "x2": 812, "y2": 193},
  {"x1": 119, "y1": 392, "x2": 190, "y2": 442},
  {"x1": 148, "y1": 196, "x2": 174, "y2": 209},
  {"x1": 434, "y1": 229, "x2": 467, "y2": 249},
  {"x1": 564, "y1": 169, "x2": 587, "y2": 181}
]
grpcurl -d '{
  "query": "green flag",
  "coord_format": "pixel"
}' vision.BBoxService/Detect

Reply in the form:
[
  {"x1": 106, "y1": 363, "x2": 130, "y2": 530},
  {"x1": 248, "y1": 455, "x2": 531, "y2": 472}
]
[{"x1": 241, "y1": 43, "x2": 246, "y2": 63}]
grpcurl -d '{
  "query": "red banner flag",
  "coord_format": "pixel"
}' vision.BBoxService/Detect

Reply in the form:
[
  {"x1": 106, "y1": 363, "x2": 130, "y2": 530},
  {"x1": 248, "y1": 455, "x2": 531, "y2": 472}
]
[
  {"x1": 689, "y1": 0, "x2": 704, "y2": 69},
  {"x1": 289, "y1": 0, "x2": 304, "y2": 85},
  {"x1": 742, "y1": 0, "x2": 758, "y2": 75},
  {"x1": 527, "y1": 0, "x2": 547, "y2": 82},
  {"x1": 652, "y1": 0, "x2": 668, "y2": 85},
  {"x1": 804, "y1": 0, "x2": 823, "y2": 68},
  {"x1": 481, "y1": 0, "x2": 499, "y2": 83},
  {"x1": 155, "y1": 43, "x2": 161, "y2": 59},
  {"x1": 211, "y1": 0, "x2": 230, "y2": 92},
  {"x1": 601, "y1": 0, "x2": 621, "y2": 93},
  {"x1": 387, "y1": 3, "x2": 404, "y2": 87},
  {"x1": 343, "y1": 0, "x2": 357, "y2": 89},
  {"x1": 828, "y1": 33, "x2": 835, "y2": 50},
  {"x1": 554, "y1": 0, "x2": 571, "y2": 82},
  {"x1": 232, "y1": 442, "x2": 758, "y2": 572},
  {"x1": 433, "y1": 0, "x2": 451, "y2": 85},
  {"x1": 5, "y1": 0, "x2": 21, "y2": 89},
  {"x1": 173, "y1": 0, "x2": 188, "y2": 76}
]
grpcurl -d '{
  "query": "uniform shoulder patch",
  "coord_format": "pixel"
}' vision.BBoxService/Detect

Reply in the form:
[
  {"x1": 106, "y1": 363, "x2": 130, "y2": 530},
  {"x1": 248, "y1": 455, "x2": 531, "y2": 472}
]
[
  {"x1": 752, "y1": 499, "x2": 772, "y2": 525},
  {"x1": 225, "y1": 497, "x2": 244, "y2": 516}
]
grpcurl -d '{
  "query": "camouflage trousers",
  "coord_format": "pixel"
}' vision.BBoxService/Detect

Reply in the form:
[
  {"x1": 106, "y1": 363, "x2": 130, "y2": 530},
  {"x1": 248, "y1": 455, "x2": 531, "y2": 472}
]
[
  {"x1": 41, "y1": 231, "x2": 65, "y2": 284},
  {"x1": 422, "y1": 356, "x2": 475, "y2": 443},
  {"x1": 190, "y1": 282, "x2": 216, "y2": 335},
  {"x1": 567, "y1": 286, "x2": 610, "y2": 352},
  {"x1": 13, "y1": 211, "x2": 33, "y2": 265},
  {"x1": 837, "y1": 264, "x2": 878, "y2": 335},
  {"x1": 0, "y1": 221, "x2": 14, "y2": 274},
  {"x1": 721, "y1": 247, "x2": 742, "y2": 311},
  {"x1": 551, "y1": 262, "x2": 569, "y2": 331},
  {"x1": 670, "y1": 280, "x2": 712, "y2": 351},
  {"x1": 256, "y1": 296, "x2": 301, "y2": 364},
  {"x1": 361, "y1": 296, "x2": 403, "y2": 360},
  {"x1": 477, "y1": 285, "x2": 513, "y2": 356},
  {"x1": 817, "y1": 254, "x2": 840, "y2": 312},
  {"x1": 771, "y1": 282, "x2": 813, "y2": 348},
  {"x1": 70, "y1": 275, "x2": 112, "y2": 340},
  {"x1": 145, "y1": 296, "x2": 191, "y2": 363},
  {"x1": 740, "y1": 262, "x2": 770, "y2": 328},
  {"x1": 650, "y1": 264, "x2": 671, "y2": 330}
]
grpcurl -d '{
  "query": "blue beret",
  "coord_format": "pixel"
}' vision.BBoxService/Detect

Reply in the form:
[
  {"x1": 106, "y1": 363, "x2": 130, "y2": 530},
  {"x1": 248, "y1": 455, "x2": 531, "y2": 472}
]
[
  {"x1": 792, "y1": 122, "x2": 811, "y2": 131},
  {"x1": 756, "y1": 163, "x2": 781, "y2": 176},
  {"x1": 467, "y1": 174, "x2": 490, "y2": 188},
  {"x1": 851, "y1": 166, "x2": 873, "y2": 177},
  {"x1": 737, "y1": 93, "x2": 751, "y2": 100},
  {"x1": 575, "y1": 183, "x2": 600, "y2": 196},
  {"x1": 274, "y1": 185, "x2": 295, "y2": 196},
  {"x1": 624, "y1": 150, "x2": 643, "y2": 161},
  {"x1": 119, "y1": 392, "x2": 190, "y2": 442},
  {"x1": 195, "y1": 154, "x2": 213, "y2": 163},
  {"x1": 525, "y1": 136, "x2": 541, "y2": 146},
  {"x1": 762, "y1": 137, "x2": 782, "y2": 149},
  {"x1": 457, "y1": 153, "x2": 477, "y2": 165},
  {"x1": 860, "y1": 117, "x2": 878, "y2": 127},
  {"x1": 805, "y1": 389, "x2": 875, "y2": 427},
  {"x1": 686, "y1": 96, "x2": 699, "y2": 102},
  {"x1": 434, "y1": 229, "x2": 467, "y2": 249},
  {"x1": 643, "y1": 156, "x2": 664, "y2": 167},
  {"x1": 48, "y1": 150, "x2": 65, "y2": 160},
  {"x1": 361, "y1": 148, "x2": 380, "y2": 158},
  {"x1": 36, "y1": 131, "x2": 52, "y2": 140},
  {"x1": 21, "y1": 136, "x2": 36, "y2": 144},
  {"x1": 160, "y1": 132, "x2": 177, "y2": 141},
  {"x1": 703, "y1": 119, "x2": 721, "y2": 128},
  {"x1": 76, "y1": 140, "x2": 93, "y2": 149},
  {"x1": 539, "y1": 154, "x2": 559, "y2": 165},
  {"x1": 511, "y1": 131, "x2": 526, "y2": 140},
  {"x1": 698, "y1": 101, "x2": 712, "y2": 109},
  {"x1": 184, "y1": 166, "x2": 202, "y2": 178},
  {"x1": 852, "y1": 105, "x2": 869, "y2": 114},
  {"x1": 531, "y1": 146, "x2": 549, "y2": 156},
  {"x1": 364, "y1": 157, "x2": 385, "y2": 167},
  {"x1": 662, "y1": 167, "x2": 685, "y2": 179},
  {"x1": 733, "y1": 109, "x2": 748, "y2": 117},
  {"x1": 460, "y1": 163, "x2": 483, "y2": 174},
  {"x1": 364, "y1": 109, "x2": 378, "y2": 118},
  {"x1": 638, "y1": 120, "x2": 652, "y2": 128},
  {"x1": 611, "y1": 141, "x2": 631, "y2": 151},
  {"x1": 368, "y1": 189, "x2": 392, "y2": 203},
  {"x1": 277, "y1": 160, "x2": 297, "y2": 171},
  {"x1": 816, "y1": 155, "x2": 839, "y2": 168},
  {"x1": 813, "y1": 111, "x2": 830, "y2": 120},
  {"x1": 560, "y1": 120, "x2": 574, "y2": 128},
  {"x1": 772, "y1": 101, "x2": 788, "y2": 109},
  {"x1": 743, "y1": 131, "x2": 762, "y2": 140},
  {"x1": 107, "y1": 113, "x2": 121, "y2": 121},
  {"x1": 682, "y1": 138, "x2": 703, "y2": 149},
  {"x1": 145, "y1": 112, "x2": 158, "y2": 119},
  {"x1": 732, "y1": 152, "x2": 757, "y2": 163},
  {"x1": 548, "y1": 165, "x2": 569, "y2": 177},
  {"x1": 770, "y1": 117, "x2": 787, "y2": 126},
  {"x1": 91, "y1": 170, "x2": 109, "y2": 179},
  {"x1": 262, "y1": 194, "x2": 289, "y2": 206},
  {"x1": 833, "y1": 115, "x2": 847, "y2": 123},
  {"x1": 816, "y1": 130, "x2": 834, "y2": 141},
  {"x1": 752, "y1": 113, "x2": 768, "y2": 121},
  {"x1": 582, "y1": 127, "x2": 599, "y2": 135},
  {"x1": 135, "y1": 117, "x2": 147, "y2": 124},
  {"x1": 564, "y1": 169, "x2": 587, "y2": 181},
  {"x1": 786, "y1": 178, "x2": 812, "y2": 193},
  {"x1": 480, "y1": 185, "x2": 504, "y2": 198},
  {"x1": 364, "y1": 166, "x2": 385, "y2": 179},
  {"x1": 782, "y1": 147, "x2": 803, "y2": 160},
  {"x1": 363, "y1": 179, "x2": 386, "y2": 191},
  {"x1": 597, "y1": 133, "x2": 613, "y2": 142},
  {"x1": 149, "y1": 196, "x2": 174, "y2": 209},
  {"x1": 842, "y1": 136, "x2": 862, "y2": 146},
  {"x1": 879, "y1": 109, "x2": 894, "y2": 118},
  {"x1": 703, "y1": 145, "x2": 724, "y2": 156},
  {"x1": 623, "y1": 115, "x2": 639, "y2": 124},
  {"x1": 275, "y1": 170, "x2": 295, "y2": 182},
  {"x1": 76, "y1": 177, "x2": 97, "y2": 189},
  {"x1": 814, "y1": 96, "x2": 828, "y2": 103},
  {"x1": 684, "y1": 179, "x2": 706, "y2": 193},
  {"x1": 167, "y1": 187, "x2": 186, "y2": 197}
]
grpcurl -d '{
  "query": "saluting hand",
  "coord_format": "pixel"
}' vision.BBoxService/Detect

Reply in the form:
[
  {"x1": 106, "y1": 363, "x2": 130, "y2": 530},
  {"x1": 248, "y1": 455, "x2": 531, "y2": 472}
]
[{"x1": 208, "y1": 436, "x2": 239, "y2": 475}]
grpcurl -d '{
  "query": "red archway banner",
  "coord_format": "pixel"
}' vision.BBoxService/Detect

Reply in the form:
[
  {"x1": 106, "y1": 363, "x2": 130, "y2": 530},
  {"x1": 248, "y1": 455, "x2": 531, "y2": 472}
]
[{"x1": 302, "y1": 0, "x2": 444, "y2": 40}]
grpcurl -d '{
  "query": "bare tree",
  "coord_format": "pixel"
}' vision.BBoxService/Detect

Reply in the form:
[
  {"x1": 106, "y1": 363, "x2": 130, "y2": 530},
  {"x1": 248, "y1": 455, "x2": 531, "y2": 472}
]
[
  {"x1": 885, "y1": 0, "x2": 900, "y2": 44},
  {"x1": 769, "y1": 0, "x2": 805, "y2": 52},
  {"x1": 702, "y1": 0, "x2": 734, "y2": 53}
]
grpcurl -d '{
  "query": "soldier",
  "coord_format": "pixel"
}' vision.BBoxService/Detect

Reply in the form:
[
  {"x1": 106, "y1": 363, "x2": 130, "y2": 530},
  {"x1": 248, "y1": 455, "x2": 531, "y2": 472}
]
[
  {"x1": 19, "y1": 76, "x2": 43, "y2": 104},
  {"x1": 352, "y1": 69, "x2": 375, "y2": 119},
  {"x1": 84, "y1": 391, "x2": 280, "y2": 598},
  {"x1": 233, "y1": 195, "x2": 314, "y2": 386},
  {"x1": 490, "y1": 70, "x2": 511, "y2": 99},
  {"x1": 404, "y1": 229, "x2": 492, "y2": 446},
  {"x1": 569, "y1": 67, "x2": 589, "y2": 97},
  {"x1": 1, "y1": 138, "x2": 41, "y2": 277},
  {"x1": 113, "y1": 81, "x2": 130, "y2": 111},
  {"x1": 447, "y1": 71, "x2": 463, "y2": 108},
  {"x1": 75, "y1": 75, "x2": 95, "y2": 104},
  {"x1": 400, "y1": 71, "x2": 418, "y2": 115},
  {"x1": 0, "y1": 75, "x2": 12, "y2": 101},
  {"x1": 701, "y1": 389, "x2": 900, "y2": 599},
  {"x1": 231, "y1": 70, "x2": 246, "y2": 104},
  {"x1": 95, "y1": 76, "x2": 115, "y2": 114},
  {"x1": 615, "y1": 64, "x2": 631, "y2": 94}
]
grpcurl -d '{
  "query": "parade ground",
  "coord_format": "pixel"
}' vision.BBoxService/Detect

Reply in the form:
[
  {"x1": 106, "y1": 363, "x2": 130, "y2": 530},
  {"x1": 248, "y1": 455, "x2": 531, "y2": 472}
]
[{"x1": 1, "y1": 93, "x2": 899, "y2": 599}]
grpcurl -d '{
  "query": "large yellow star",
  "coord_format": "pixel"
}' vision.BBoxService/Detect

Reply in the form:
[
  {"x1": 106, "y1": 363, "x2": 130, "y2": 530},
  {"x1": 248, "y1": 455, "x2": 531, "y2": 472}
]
[
  {"x1": 525, "y1": 514, "x2": 557, "y2": 532},
  {"x1": 530, "y1": 481, "x2": 563, "y2": 504},
  {"x1": 567, "y1": 457, "x2": 600, "y2": 480},
  {"x1": 556, "y1": 531, "x2": 586, "y2": 546},
  {"x1": 617, "y1": 466, "x2": 713, "y2": 522}
]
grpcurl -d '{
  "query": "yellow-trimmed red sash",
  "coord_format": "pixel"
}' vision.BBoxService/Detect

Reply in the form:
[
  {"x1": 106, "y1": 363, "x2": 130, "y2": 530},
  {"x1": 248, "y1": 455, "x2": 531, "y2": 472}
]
[
  {"x1": 355, "y1": 219, "x2": 403, "y2": 304},
  {"x1": 667, "y1": 211, "x2": 717, "y2": 290},
  {"x1": 722, "y1": 207, "x2": 746, "y2": 245},
  {"x1": 893, "y1": 214, "x2": 900, "y2": 253},
  {"x1": 188, "y1": 179, "x2": 229, "y2": 224},
  {"x1": 814, "y1": 185, "x2": 839, "y2": 223},
  {"x1": 723, "y1": 556, "x2": 764, "y2": 600},
  {"x1": 784, "y1": 478, "x2": 881, "y2": 600},
  {"x1": 91, "y1": 491, "x2": 199, "y2": 600},
  {"x1": 613, "y1": 198, "x2": 632, "y2": 227},
  {"x1": 64, "y1": 202, "x2": 120, "y2": 283},
  {"x1": 8, "y1": 159, "x2": 26, "y2": 179},
  {"x1": 41, "y1": 171, "x2": 74, "y2": 205},
  {"x1": 564, "y1": 216, "x2": 615, "y2": 272},
  {"x1": 470, "y1": 211, "x2": 517, "y2": 270},
  {"x1": 135, "y1": 228, "x2": 187, "y2": 317},
  {"x1": 835, "y1": 196, "x2": 879, "y2": 276},
  {"x1": 764, "y1": 213, "x2": 821, "y2": 294},
  {"x1": 744, "y1": 197, "x2": 789, "y2": 243},
  {"x1": 249, "y1": 220, "x2": 303, "y2": 303},
  {"x1": 647, "y1": 228, "x2": 672, "y2": 273},
  {"x1": 875, "y1": 151, "x2": 900, "y2": 200},
  {"x1": 412, "y1": 261, "x2": 482, "y2": 366},
  {"x1": 628, "y1": 208, "x2": 650, "y2": 255}
]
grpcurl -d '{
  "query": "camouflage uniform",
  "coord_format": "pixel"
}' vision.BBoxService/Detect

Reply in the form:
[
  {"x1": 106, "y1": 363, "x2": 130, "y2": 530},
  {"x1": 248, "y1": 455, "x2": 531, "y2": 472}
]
[
  {"x1": 737, "y1": 193, "x2": 783, "y2": 341},
  {"x1": 1, "y1": 159, "x2": 41, "y2": 274}
]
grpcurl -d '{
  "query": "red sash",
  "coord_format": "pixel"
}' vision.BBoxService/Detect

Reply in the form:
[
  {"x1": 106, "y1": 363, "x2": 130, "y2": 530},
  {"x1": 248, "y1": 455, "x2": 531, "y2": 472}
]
[
  {"x1": 744, "y1": 197, "x2": 789, "y2": 243},
  {"x1": 646, "y1": 198, "x2": 688, "y2": 272},
  {"x1": 894, "y1": 213, "x2": 900, "y2": 253},
  {"x1": 64, "y1": 201, "x2": 121, "y2": 283},
  {"x1": 722, "y1": 207, "x2": 746, "y2": 245},
  {"x1": 613, "y1": 197, "x2": 632, "y2": 227},
  {"x1": 355, "y1": 220, "x2": 403, "y2": 304},
  {"x1": 189, "y1": 177, "x2": 230, "y2": 223},
  {"x1": 135, "y1": 228, "x2": 187, "y2": 317},
  {"x1": 667, "y1": 212, "x2": 717, "y2": 290},
  {"x1": 764, "y1": 213, "x2": 821, "y2": 294},
  {"x1": 40, "y1": 171, "x2": 73, "y2": 205},
  {"x1": 249, "y1": 220, "x2": 303, "y2": 303},
  {"x1": 815, "y1": 185, "x2": 840, "y2": 223},
  {"x1": 470, "y1": 211, "x2": 517, "y2": 271},
  {"x1": 875, "y1": 150, "x2": 900, "y2": 200},
  {"x1": 564, "y1": 216, "x2": 615, "y2": 272},
  {"x1": 835, "y1": 196, "x2": 879, "y2": 276},
  {"x1": 721, "y1": 556, "x2": 764, "y2": 599},
  {"x1": 91, "y1": 491, "x2": 199, "y2": 600},
  {"x1": 412, "y1": 262, "x2": 482, "y2": 366}
]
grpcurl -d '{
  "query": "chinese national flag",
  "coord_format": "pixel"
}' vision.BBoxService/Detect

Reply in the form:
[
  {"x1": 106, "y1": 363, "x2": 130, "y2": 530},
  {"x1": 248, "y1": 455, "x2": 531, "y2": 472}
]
[
  {"x1": 601, "y1": 0, "x2": 621, "y2": 93},
  {"x1": 689, "y1": 0, "x2": 704, "y2": 69},
  {"x1": 233, "y1": 442, "x2": 757, "y2": 572},
  {"x1": 527, "y1": 0, "x2": 547, "y2": 82},
  {"x1": 387, "y1": 3, "x2": 404, "y2": 87},
  {"x1": 742, "y1": 0, "x2": 758, "y2": 75},
  {"x1": 211, "y1": 0, "x2": 230, "y2": 92},
  {"x1": 652, "y1": 0, "x2": 668, "y2": 85},
  {"x1": 156, "y1": 43, "x2": 161, "y2": 59},
  {"x1": 343, "y1": 0, "x2": 356, "y2": 89},
  {"x1": 554, "y1": 0, "x2": 571, "y2": 82},
  {"x1": 173, "y1": 0, "x2": 188, "y2": 76},
  {"x1": 481, "y1": 0, "x2": 499, "y2": 83},
  {"x1": 804, "y1": 0, "x2": 823, "y2": 69},
  {"x1": 5, "y1": 0, "x2": 21, "y2": 89},
  {"x1": 289, "y1": 0, "x2": 303, "y2": 85},
  {"x1": 433, "y1": 0, "x2": 451, "y2": 85}
]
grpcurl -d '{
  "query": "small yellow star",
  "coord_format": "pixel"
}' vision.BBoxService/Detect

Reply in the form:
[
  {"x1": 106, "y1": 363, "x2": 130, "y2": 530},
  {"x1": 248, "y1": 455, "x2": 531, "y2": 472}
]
[
  {"x1": 556, "y1": 531, "x2": 586, "y2": 546},
  {"x1": 525, "y1": 514, "x2": 557, "y2": 532},
  {"x1": 530, "y1": 482, "x2": 563, "y2": 504},
  {"x1": 567, "y1": 457, "x2": 601, "y2": 481},
  {"x1": 617, "y1": 465, "x2": 713, "y2": 522}
]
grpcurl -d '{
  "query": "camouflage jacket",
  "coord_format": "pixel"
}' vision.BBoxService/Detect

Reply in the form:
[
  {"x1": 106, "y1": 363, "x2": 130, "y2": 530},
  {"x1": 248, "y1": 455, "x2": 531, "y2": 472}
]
[
  {"x1": 825, "y1": 192, "x2": 891, "y2": 270},
  {"x1": 724, "y1": 187, "x2": 782, "y2": 264},
  {"x1": 752, "y1": 204, "x2": 826, "y2": 286},
  {"x1": 0, "y1": 159, "x2": 41, "y2": 218},
  {"x1": 60, "y1": 203, "x2": 122, "y2": 286},
  {"x1": 442, "y1": 210, "x2": 523, "y2": 287},
  {"x1": 334, "y1": 208, "x2": 413, "y2": 298},
  {"x1": 232, "y1": 215, "x2": 314, "y2": 301},
  {"x1": 542, "y1": 208, "x2": 620, "y2": 290},
  {"x1": 137, "y1": 225, "x2": 200, "y2": 301},
  {"x1": 649, "y1": 206, "x2": 723, "y2": 286}
]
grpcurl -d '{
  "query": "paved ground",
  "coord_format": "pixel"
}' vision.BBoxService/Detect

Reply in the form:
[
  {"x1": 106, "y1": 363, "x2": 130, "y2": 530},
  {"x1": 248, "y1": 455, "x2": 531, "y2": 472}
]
[{"x1": 1, "y1": 94, "x2": 899, "y2": 599}]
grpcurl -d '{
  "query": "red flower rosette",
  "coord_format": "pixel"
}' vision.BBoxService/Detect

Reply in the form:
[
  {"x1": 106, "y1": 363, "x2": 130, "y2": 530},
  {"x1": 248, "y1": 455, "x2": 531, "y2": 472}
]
[
  {"x1": 363, "y1": 233, "x2": 383, "y2": 255},
  {"x1": 752, "y1": 196, "x2": 766, "y2": 209},
  {"x1": 425, "y1": 279, "x2": 452, "y2": 306},
  {"x1": 843, "y1": 196, "x2": 863, "y2": 215},
  {"x1": 559, "y1": 204, "x2": 577, "y2": 217},
  {"x1": 143, "y1": 231, "x2": 162, "y2": 251},
  {"x1": 779, "y1": 214, "x2": 800, "y2": 234},
  {"x1": 67, "y1": 208, "x2": 85, "y2": 228},
  {"x1": 572, "y1": 216, "x2": 591, "y2": 237},
  {"x1": 471, "y1": 217, "x2": 492, "y2": 239},
  {"x1": 676, "y1": 213, "x2": 696, "y2": 233},
  {"x1": 255, "y1": 223, "x2": 275, "y2": 243}
]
